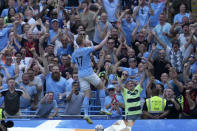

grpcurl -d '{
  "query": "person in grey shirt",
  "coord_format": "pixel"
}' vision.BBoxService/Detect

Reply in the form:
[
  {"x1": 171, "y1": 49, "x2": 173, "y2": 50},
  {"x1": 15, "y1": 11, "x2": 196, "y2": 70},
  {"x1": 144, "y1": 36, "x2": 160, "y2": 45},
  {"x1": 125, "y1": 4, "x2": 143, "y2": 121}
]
[
  {"x1": 64, "y1": 81, "x2": 84, "y2": 115},
  {"x1": 36, "y1": 92, "x2": 58, "y2": 119}
]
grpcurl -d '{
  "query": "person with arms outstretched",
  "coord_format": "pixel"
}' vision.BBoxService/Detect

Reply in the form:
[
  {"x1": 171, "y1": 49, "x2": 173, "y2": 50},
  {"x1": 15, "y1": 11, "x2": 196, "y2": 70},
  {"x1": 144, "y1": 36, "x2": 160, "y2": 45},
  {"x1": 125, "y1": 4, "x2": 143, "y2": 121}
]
[{"x1": 71, "y1": 32, "x2": 111, "y2": 124}]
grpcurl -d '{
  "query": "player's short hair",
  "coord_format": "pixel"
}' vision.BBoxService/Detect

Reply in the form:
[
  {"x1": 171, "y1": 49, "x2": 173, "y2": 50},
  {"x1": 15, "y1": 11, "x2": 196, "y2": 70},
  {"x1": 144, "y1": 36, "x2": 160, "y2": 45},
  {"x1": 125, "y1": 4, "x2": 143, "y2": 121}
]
[{"x1": 76, "y1": 35, "x2": 85, "y2": 46}]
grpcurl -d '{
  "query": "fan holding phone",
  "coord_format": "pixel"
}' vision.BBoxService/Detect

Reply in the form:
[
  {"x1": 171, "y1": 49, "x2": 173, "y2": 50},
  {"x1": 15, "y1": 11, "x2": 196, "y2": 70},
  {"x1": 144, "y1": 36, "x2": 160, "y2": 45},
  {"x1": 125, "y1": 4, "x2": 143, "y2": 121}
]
[{"x1": 104, "y1": 85, "x2": 124, "y2": 119}]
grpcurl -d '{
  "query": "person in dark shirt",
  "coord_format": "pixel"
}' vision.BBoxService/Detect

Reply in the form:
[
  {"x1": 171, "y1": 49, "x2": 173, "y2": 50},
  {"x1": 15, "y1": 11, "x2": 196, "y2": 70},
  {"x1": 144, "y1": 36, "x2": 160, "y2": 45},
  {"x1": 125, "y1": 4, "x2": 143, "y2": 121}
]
[
  {"x1": 0, "y1": 78, "x2": 30, "y2": 117},
  {"x1": 182, "y1": 80, "x2": 197, "y2": 118},
  {"x1": 152, "y1": 49, "x2": 170, "y2": 80},
  {"x1": 67, "y1": 0, "x2": 79, "y2": 6},
  {"x1": 19, "y1": 32, "x2": 39, "y2": 57},
  {"x1": 185, "y1": 87, "x2": 197, "y2": 118},
  {"x1": 132, "y1": 39, "x2": 149, "y2": 57},
  {"x1": 14, "y1": 22, "x2": 40, "y2": 57},
  {"x1": 164, "y1": 88, "x2": 181, "y2": 119}
]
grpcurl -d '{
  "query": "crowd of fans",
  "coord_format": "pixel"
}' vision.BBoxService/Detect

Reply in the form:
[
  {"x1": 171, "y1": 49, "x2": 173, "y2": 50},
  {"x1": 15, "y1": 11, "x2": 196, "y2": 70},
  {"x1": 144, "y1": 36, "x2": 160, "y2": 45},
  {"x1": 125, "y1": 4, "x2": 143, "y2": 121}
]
[{"x1": 0, "y1": 0, "x2": 197, "y2": 123}]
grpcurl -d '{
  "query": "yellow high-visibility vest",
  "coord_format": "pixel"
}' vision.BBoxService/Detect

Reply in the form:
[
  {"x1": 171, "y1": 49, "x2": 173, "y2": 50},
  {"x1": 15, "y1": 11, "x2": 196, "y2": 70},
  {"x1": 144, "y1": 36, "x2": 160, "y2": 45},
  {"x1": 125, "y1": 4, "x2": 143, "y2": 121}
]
[
  {"x1": 0, "y1": 108, "x2": 4, "y2": 120},
  {"x1": 177, "y1": 95, "x2": 184, "y2": 110},
  {"x1": 146, "y1": 96, "x2": 166, "y2": 113}
]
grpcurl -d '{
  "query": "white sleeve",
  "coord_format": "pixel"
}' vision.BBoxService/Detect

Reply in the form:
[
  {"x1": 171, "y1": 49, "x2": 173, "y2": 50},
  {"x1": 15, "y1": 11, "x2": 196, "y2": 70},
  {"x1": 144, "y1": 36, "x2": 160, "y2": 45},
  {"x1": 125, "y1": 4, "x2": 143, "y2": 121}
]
[
  {"x1": 54, "y1": 40, "x2": 63, "y2": 56},
  {"x1": 36, "y1": 77, "x2": 43, "y2": 87},
  {"x1": 180, "y1": 46, "x2": 185, "y2": 52}
]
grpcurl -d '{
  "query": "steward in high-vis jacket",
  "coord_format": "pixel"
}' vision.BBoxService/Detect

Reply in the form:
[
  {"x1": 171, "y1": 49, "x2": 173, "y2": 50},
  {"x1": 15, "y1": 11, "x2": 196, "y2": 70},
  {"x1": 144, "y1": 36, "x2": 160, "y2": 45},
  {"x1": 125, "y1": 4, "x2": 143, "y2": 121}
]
[{"x1": 143, "y1": 87, "x2": 169, "y2": 119}]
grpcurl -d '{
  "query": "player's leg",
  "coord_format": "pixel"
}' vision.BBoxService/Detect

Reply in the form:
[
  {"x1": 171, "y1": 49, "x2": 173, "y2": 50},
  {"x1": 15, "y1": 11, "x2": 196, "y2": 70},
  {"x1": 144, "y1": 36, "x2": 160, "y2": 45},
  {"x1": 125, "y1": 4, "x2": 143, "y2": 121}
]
[
  {"x1": 96, "y1": 81, "x2": 106, "y2": 112},
  {"x1": 83, "y1": 89, "x2": 91, "y2": 117},
  {"x1": 79, "y1": 77, "x2": 93, "y2": 124},
  {"x1": 83, "y1": 89, "x2": 93, "y2": 124},
  {"x1": 87, "y1": 73, "x2": 112, "y2": 115}
]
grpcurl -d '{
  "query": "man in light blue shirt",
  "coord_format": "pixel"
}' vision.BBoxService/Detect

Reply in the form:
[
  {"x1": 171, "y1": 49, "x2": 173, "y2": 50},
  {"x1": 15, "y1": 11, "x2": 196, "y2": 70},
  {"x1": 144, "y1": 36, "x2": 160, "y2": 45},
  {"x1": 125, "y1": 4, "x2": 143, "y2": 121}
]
[
  {"x1": 19, "y1": 73, "x2": 37, "y2": 112},
  {"x1": 150, "y1": 0, "x2": 166, "y2": 27},
  {"x1": 153, "y1": 13, "x2": 172, "y2": 50},
  {"x1": 57, "y1": 36, "x2": 73, "y2": 58},
  {"x1": 103, "y1": 0, "x2": 119, "y2": 23},
  {"x1": 120, "y1": 58, "x2": 138, "y2": 77},
  {"x1": 43, "y1": 62, "x2": 68, "y2": 105},
  {"x1": 174, "y1": 13, "x2": 190, "y2": 24},
  {"x1": 105, "y1": 85, "x2": 124, "y2": 119},
  {"x1": 1, "y1": 56, "x2": 18, "y2": 80},
  {"x1": 71, "y1": 32, "x2": 111, "y2": 124},
  {"x1": 0, "y1": 17, "x2": 12, "y2": 51},
  {"x1": 93, "y1": 12, "x2": 113, "y2": 44},
  {"x1": 133, "y1": 0, "x2": 154, "y2": 31},
  {"x1": 45, "y1": 66, "x2": 67, "y2": 104},
  {"x1": 48, "y1": 19, "x2": 59, "y2": 44},
  {"x1": 118, "y1": 9, "x2": 136, "y2": 45}
]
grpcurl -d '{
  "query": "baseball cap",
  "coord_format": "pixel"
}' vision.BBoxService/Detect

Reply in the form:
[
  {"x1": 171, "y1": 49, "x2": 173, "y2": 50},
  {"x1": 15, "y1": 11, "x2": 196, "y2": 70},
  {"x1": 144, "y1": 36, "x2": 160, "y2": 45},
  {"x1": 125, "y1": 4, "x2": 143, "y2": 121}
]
[{"x1": 107, "y1": 84, "x2": 115, "y2": 90}]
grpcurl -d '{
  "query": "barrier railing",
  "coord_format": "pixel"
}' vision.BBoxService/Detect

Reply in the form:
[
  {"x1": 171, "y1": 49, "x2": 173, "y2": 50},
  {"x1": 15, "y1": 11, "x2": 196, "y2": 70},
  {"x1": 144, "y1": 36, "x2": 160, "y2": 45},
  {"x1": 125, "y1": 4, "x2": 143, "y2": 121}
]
[{"x1": 6, "y1": 114, "x2": 126, "y2": 119}]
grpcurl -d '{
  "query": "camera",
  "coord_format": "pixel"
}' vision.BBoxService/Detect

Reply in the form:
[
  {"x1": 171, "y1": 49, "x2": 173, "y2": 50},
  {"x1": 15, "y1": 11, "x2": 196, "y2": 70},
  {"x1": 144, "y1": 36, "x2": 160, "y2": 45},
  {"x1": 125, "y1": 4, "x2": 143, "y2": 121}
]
[{"x1": 0, "y1": 120, "x2": 14, "y2": 131}]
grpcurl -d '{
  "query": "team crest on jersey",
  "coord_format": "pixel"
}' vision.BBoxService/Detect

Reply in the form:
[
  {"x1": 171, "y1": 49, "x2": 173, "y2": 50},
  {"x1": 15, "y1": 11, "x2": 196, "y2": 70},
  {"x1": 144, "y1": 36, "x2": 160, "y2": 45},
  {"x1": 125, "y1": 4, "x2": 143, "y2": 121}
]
[{"x1": 127, "y1": 90, "x2": 138, "y2": 95}]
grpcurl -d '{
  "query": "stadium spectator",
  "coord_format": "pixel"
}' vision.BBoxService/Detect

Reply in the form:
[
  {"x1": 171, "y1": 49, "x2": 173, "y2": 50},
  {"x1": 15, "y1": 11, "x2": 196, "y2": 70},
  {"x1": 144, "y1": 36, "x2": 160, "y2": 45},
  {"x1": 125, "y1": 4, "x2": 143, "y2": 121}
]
[
  {"x1": 118, "y1": 9, "x2": 136, "y2": 46},
  {"x1": 4, "y1": 7, "x2": 16, "y2": 25},
  {"x1": 0, "y1": 78, "x2": 30, "y2": 117},
  {"x1": 185, "y1": 86, "x2": 197, "y2": 119},
  {"x1": 164, "y1": 88, "x2": 181, "y2": 119},
  {"x1": 173, "y1": 3, "x2": 190, "y2": 24},
  {"x1": 1, "y1": 56, "x2": 19, "y2": 80},
  {"x1": 36, "y1": 92, "x2": 58, "y2": 119},
  {"x1": 19, "y1": 73, "x2": 38, "y2": 111},
  {"x1": 149, "y1": 45, "x2": 170, "y2": 80},
  {"x1": 102, "y1": 0, "x2": 119, "y2": 25},
  {"x1": 0, "y1": 17, "x2": 13, "y2": 51},
  {"x1": 57, "y1": 36, "x2": 73, "y2": 58},
  {"x1": 0, "y1": 73, "x2": 6, "y2": 106},
  {"x1": 119, "y1": 70, "x2": 145, "y2": 120},
  {"x1": 181, "y1": 80, "x2": 197, "y2": 118},
  {"x1": 59, "y1": 55, "x2": 72, "y2": 72},
  {"x1": 26, "y1": 68, "x2": 43, "y2": 99},
  {"x1": 117, "y1": 58, "x2": 138, "y2": 78},
  {"x1": 143, "y1": 86, "x2": 169, "y2": 119},
  {"x1": 1, "y1": 0, "x2": 17, "y2": 18},
  {"x1": 152, "y1": 13, "x2": 172, "y2": 52},
  {"x1": 105, "y1": 84, "x2": 124, "y2": 119},
  {"x1": 78, "y1": 1, "x2": 99, "y2": 41},
  {"x1": 43, "y1": 62, "x2": 67, "y2": 105},
  {"x1": 149, "y1": 0, "x2": 167, "y2": 27},
  {"x1": 64, "y1": 81, "x2": 84, "y2": 115},
  {"x1": 93, "y1": 12, "x2": 113, "y2": 45},
  {"x1": 132, "y1": 0, "x2": 154, "y2": 31}
]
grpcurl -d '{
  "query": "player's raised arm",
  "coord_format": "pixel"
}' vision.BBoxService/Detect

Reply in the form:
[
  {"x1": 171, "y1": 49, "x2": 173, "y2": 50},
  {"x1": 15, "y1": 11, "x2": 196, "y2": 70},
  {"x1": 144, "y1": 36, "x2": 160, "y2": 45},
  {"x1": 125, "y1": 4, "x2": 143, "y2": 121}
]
[{"x1": 94, "y1": 31, "x2": 111, "y2": 51}]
